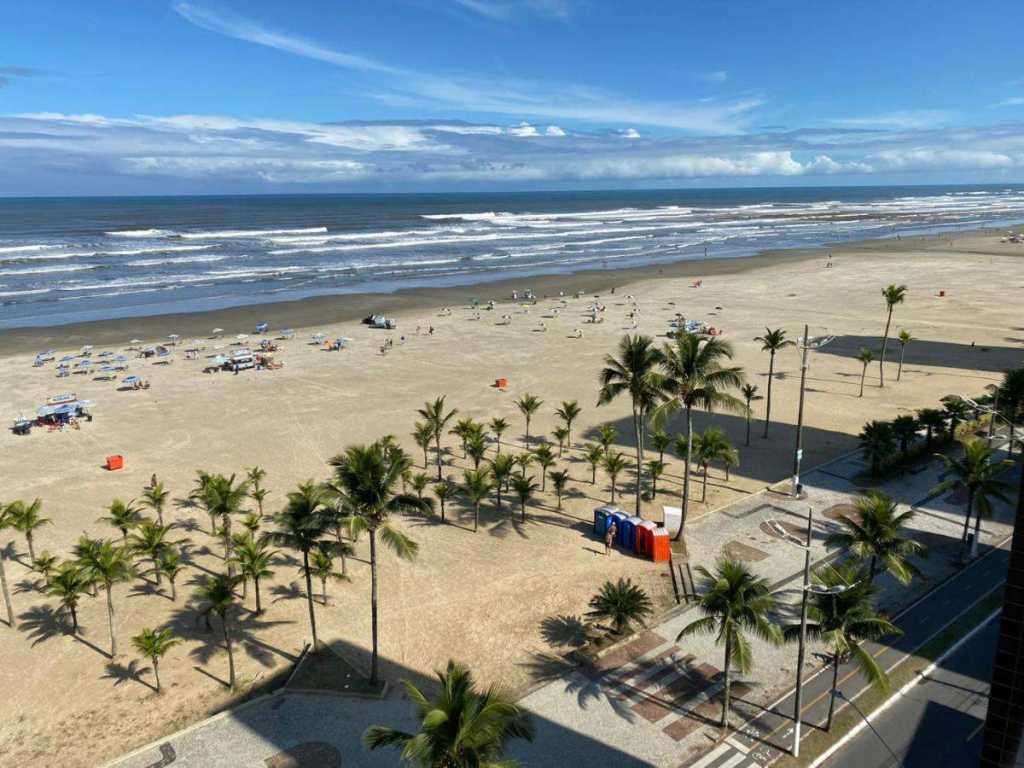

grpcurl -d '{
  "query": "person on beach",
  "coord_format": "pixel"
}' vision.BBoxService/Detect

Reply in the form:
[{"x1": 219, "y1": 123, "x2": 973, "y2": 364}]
[{"x1": 605, "y1": 521, "x2": 618, "y2": 555}]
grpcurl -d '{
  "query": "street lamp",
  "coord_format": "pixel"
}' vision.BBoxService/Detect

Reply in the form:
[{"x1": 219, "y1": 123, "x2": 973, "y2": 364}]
[
  {"x1": 792, "y1": 327, "x2": 834, "y2": 496},
  {"x1": 957, "y1": 395, "x2": 1017, "y2": 457}
]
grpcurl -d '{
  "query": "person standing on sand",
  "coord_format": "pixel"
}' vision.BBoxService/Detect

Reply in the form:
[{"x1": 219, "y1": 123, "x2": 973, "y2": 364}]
[{"x1": 605, "y1": 521, "x2": 618, "y2": 555}]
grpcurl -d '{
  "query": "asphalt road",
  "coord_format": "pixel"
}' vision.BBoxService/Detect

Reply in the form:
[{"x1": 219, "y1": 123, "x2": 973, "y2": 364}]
[{"x1": 825, "y1": 611, "x2": 997, "y2": 768}]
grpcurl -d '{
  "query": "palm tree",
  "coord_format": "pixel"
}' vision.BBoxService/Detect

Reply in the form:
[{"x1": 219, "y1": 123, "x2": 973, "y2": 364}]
[
  {"x1": 231, "y1": 536, "x2": 276, "y2": 613},
  {"x1": 860, "y1": 420, "x2": 897, "y2": 475},
  {"x1": 513, "y1": 452, "x2": 533, "y2": 479},
  {"x1": 129, "y1": 519, "x2": 174, "y2": 588},
  {"x1": 891, "y1": 415, "x2": 919, "y2": 455},
  {"x1": 0, "y1": 504, "x2": 16, "y2": 626},
  {"x1": 466, "y1": 432, "x2": 489, "y2": 469},
  {"x1": 250, "y1": 488, "x2": 269, "y2": 518},
  {"x1": 879, "y1": 284, "x2": 908, "y2": 387},
  {"x1": 410, "y1": 472, "x2": 431, "y2": 502},
  {"x1": 584, "y1": 444, "x2": 605, "y2": 485},
  {"x1": 934, "y1": 440, "x2": 1012, "y2": 561},
  {"x1": 740, "y1": 383, "x2": 762, "y2": 447},
  {"x1": 549, "y1": 469, "x2": 570, "y2": 510},
  {"x1": 655, "y1": 332, "x2": 745, "y2": 540},
  {"x1": 489, "y1": 453, "x2": 515, "y2": 512},
  {"x1": 531, "y1": 445, "x2": 556, "y2": 490},
  {"x1": 896, "y1": 329, "x2": 913, "y2": 382},
  {"x1": 433, "y1": 480, "x2": 455, "y2": 523},
  {"x1": 489, "y1": 417, "x2": 510, "y2": 453},
  {"x1": 242, "y1": 511, "x2": 262, "y2": 535},
  {"x1": 264, "y1": 481, "x2": 341, "y2": 648},
  {"x1": 692, "y1": 426, "x2": 737, "y2": 501},
  {"x1": 77, "y1": 539, "x2": 134, "y2": 656},
  {"x1": 552, "y1": 426, "x2": 570, "y2": 457},
  {"x1": 329, "y1": 440, "x2": 429, "y2": 683},
  {"x1": 419, "y1": 395, "x2": 458, "y2": 481},
  {"x1": 131, "y1": 627, "x2": 180, "y2": 693},
  {"x1": 247, "y1": 465, "x2": 267, "y2": 494},
  {"x1": 598, "y1": 334, "x2": 665, "y2": 515},
  {"x1": 46, "y1": 561, "x2": 89, "y2": 634},
  {"x1": 310, "y1": 548, "x2": 347, "y2": 605},
  {"x1": 204, "y1": 474, "x2": 251, "y2": 568},
  {"x1": 942, "y1": 394, "x2": 972, "y2": 437},
  {"x1": 826, "y1": 492, "x2": 924, "y2": 583},
  {"x1": 462, "y1": 469, "x2": 493, "y2": 533},
  {"x1": 450, "y1": 417, "x2": 478, "y2": 459},
  {"x1": 98, "y1": 498, "x2": 141, "y2": 542},
  {"x1": 677, "y1": 558, "x2": 782, "y2": 728},
  {"x1": 586, "y1": 578, "x2": 653, "y2": 636},
  {"x1": 555, "y1": 400, "x2": 582, "y2": 449},
  {"x1": 512, "y1": 475, "x2": 538, "y2": 524},
  {"x1": 917, "y1": 407, "x2": 947, "y2": 450},
  {"x1": 158, "y1": 547, "x2": 185, "y2": 602},
  {"x1": 412, "y1": 421, "x2": 435, "y2": 469},
  {"x1": 196, "y1": 573, "x2": 241, "y2": 690},
  {"x1": 597, "y1": 424, "x2": 618, "y2": 452},
  {"x1": 753, "y1": 328, "x2": 794, "y2": 439},
  {"x1": 998, "y1": 368, "x2": 1024, "y2": 457},
  {"x1": 30, "y1": 550, "x2": 58, "y2": 585},
  {"x1": 8, "y1": 498, "x2": 50, "y2": 560},
  {"x1": 364, "y1": 660, "x2": 534, "y2": 766},
  {"x1": 140, "y1": 482, "x2": 170, "y2": 527},
  {"x1": 786, "y1": 562, "x2": 900, "y2": 731},
  {"x1": 602, "y1": 450, "x2": 628, "y2": 504},
  {"x1": 516, "y1": 393, "x2": 543, "y2": 446},
  {"x1": 646, "y1": 459, "x2": 666, "y2": 497},
  {"x1": 856, "y1": 348, "x2": 875, "y2": 397},
  {"x1": 650, "y1": 428, "x2": 670, "y2": 464},
  {"x1": 191, "y1": 470, "x2": 220, "y2": 534}
]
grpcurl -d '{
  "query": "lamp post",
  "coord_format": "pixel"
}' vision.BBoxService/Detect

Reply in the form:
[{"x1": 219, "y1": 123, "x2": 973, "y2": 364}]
[
  {"x1": 792, "y1": 328, "x2": 834, "y2": 497},
  {"x1": 958, "y1": 395, "x2": 1016, "y2": 458}
]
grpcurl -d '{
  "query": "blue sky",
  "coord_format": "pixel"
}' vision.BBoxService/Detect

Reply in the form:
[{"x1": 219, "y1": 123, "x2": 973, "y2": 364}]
[{"x1": 2, "y1": 1, "x2": 1024, "y2": 195}]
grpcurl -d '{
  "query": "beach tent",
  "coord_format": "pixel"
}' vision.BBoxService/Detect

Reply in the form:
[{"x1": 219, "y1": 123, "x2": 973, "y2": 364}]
[
  {"x1": 98, "y1": 350, "x2": 113, "y2": 358},
  {"x1": 255, "y1": 322, "x2": 269, "y2": 334},
  {"x1": 60, "y1": 355, "x2": 75, "y2": 362},
  {"x1": 167, "y1": 334, "x2": 180, "y2": 343},
  {"x1": 280, "y1": 328, "x2": 295, "y2": 339},
  {"x1": 235, "y1": 333, "x2": 249, "y2": 342},
  {"x1": 121, "y1": 376, "x2": 141, "y2": 388},
  {"x1": 80, "y1": 345, "x2": 93, "y2": 356}
]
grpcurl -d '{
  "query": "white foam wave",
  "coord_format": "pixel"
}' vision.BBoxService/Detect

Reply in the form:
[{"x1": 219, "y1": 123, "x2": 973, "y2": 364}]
[
  {"x1": 0, "y1": 287, "x2": 53, "y2": 298},
  {"x1": 126, "y1": 255, "x2": 228, "y2": 267},
  {"x1": 107, "y1": 229, "x2": 175, "y2": 238},
  {"x1": 109, "y1": 244, "x2": 215, "y2": 257},
  {"x1": 0, "y1": 244, "x2": 60, "y2": 254},
  {"x1": 179, "y1": 227, "x2": 328, "y2": 240},
  {"x1": 0, "y1": 264, "x2": 98, "y2": 276}
]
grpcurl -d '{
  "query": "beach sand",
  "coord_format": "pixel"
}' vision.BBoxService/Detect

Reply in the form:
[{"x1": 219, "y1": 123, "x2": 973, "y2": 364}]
[{"x1": 1, "y1": 228, "x2": 1022, "y2": 767}]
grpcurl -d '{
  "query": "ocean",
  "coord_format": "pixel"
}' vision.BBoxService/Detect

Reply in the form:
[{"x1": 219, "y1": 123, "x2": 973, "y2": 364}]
[{"x1": 1, "y1": 185, "x2": 1023, "y2": 328}]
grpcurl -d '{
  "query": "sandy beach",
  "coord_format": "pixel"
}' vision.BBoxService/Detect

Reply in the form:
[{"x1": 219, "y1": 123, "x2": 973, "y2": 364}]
[{"x1": 1, "y1": 227, "x2": 1022, "y2": 767}]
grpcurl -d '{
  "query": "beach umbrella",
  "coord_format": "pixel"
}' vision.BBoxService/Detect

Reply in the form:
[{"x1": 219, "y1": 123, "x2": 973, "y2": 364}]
[
  {"x1": 212, "y1": 328, "x2": 223, "y2": 335},
  {"x1": 114, "y1": 355, "x2": 128, "y2": 362},
  {"x1": 168, "y1": 334, "x2": 180, "y2": 342},
  {"x1": 236, "y1": 333, "x2": 249, "y2": 341},
  {"x1": 60, "y1": 355, "x2": 75, "y2": 362}
]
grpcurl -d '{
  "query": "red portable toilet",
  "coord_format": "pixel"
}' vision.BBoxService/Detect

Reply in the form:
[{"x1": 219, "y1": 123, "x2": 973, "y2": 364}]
[
  {"x1": 635, "y1": 520, "x2": 657, "y2": 556},
  {"x1": 650, "y1": 526, "x2": 671, "y2": 562}
]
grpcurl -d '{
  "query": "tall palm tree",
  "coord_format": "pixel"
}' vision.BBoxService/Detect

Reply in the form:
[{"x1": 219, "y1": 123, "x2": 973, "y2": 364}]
[
  {"x1": 677, "y1": 558, "x2": 782, "y2": 728},
  {"x1": 692, "y1": 426, "x2": 735, "y2": 502},
  {"x1": 466, "y1": 432, "x2": 489, "y2": 469},
  {"x1": 860, "y1": 420, "x2": 896, "y2": 475},
  {"x1": 740, "y1": 383, "x2": 762, "y2": 447},
  {"x1": 891, "y1": 415, "x2": 919, "y2": 455},
  {"x1": 934, "y1": 440, "x2": 1013, "y2": 561},
  {"x1": 45, "y1": 561, "x2": 89, "y2": 634},
  {"x1": 941, "y1": 395, "x2": 973, "y2": 439},
  {"x1": 129, "y1": 519, "x2": 174, "y2": 588},
  {"x1": 531, "y1": 445, "x2": 556, "y2": 490},
  {"x1": 655, "y1": 332, "x2": 745, "y2": 541},
  {"x1": 650, "y1": 428, "x2": 671, "y2": 464},
  {"x1": 462, "y1": 469, "x2": 493, "y2": 533},
  {"x1": 247, "y1": 465, "x2": 267, "y2": 494},
  {"x1": 489, "y1": 417, "x2": 510, "y2": 454},
  {"x1": 0, "y1": 504, "x2": 17, "y2": 626},
  {"x1": 512, "y1": 475, "x2": 538, "y2": 524},
  {"x1": 602, "y1": 450, "x2": 628, "y2": 504},
  {"x1": 231, "y1": 535, "x2": 276, "y2": 614},
  {"x1": 584, "y1": 444, "x2": 606, "y2": 485},
  {"x1": 250, "y1": 488, "x2": 269, "y2": 518},
  {"x1": 516, "y1": 393, "x2": 543, "y2": 446},
  {"x1": 364, "y1": 660, "x2": 534, "y2": 767},
  {"x1": 412, "y1": 421, "x2": 435, "y2": 469},
  {"x1": 896, "y1": 329, "x2": 913, "y2": 382},
  {"x1": 917, "y1": 407, "x2": 947, "y2": 450},
  {"x1": 204, "y1": 474, "x2": 251, "y2": 569},
  {"x1": 489, "y1": 453, "x2": 515, "y2": 512},
  {"x1": 856, "y1": 348, "x2": 875, "y2": 397},
  {"x1": 264, "y1": 481, "x2": 341, "y2": 649},
  {"x1": 785, "y1": 562, "x2": 900, "y2": 731},
  {"x1": 826, "y1": 492, "x2": 924, "y2": 583},
  {"x1": 878, "y1": 284, "x2": 908, "y2": 388},
  {"x1": 131, "y1": 627, "x2": 180, "y2": 693},
  {"x1": 157, "y1": 547, "x2": 184, "y2": 602},
  {"x1": 586, "y1": 578, "x2": 653, "y2": 636},
  {"x1": 77, "y1": 539, "x2": 135, "y2": 656},
  {"x1": 646, "y1": 459, "x2": 666, "y2": 497},
  {"x1": 419, "y1": 395, "x2": 458, "y2": 481},
  {"x1": 555, "y1": 400, "x2": 582, "y2": 449},
  {"x1": 310, "y1": 548, "x2": 347, "y2": 605},
  {"x1": 598, "y1": 334, "x2": 665, "y2": 516},
  {"x1": 596, "y1": 423, "x2": 618, "y2": 452},
  {"x1": 8, "y1": 498, "x2": 51, "y2": 560},
  {"x1": 140, "y1": 482, "x2": 170, "y2": 527},
  {"x1": 433, "y1": 480, "x2": 455, "y2": 523},
  {"x1": 753, "y1": 328, "x2": 794, "y2": 439},
  {"x1": 549, "y1": 469, "x2": 570, "y2": 510},
  {"x1": 450, "y1": 417, "x2": 479, "y2": 459},
  {"x1": 196, "y1": 573, "x2": 241, "y2": 690},
  {"x1": 329, "y1": 440, "x2": 428, "y2": 683},
  {"x1": 98, "y1": 498, "x2": 142, "y2": 542},
  {"x1": 552, "y1": 426, "x2": 570, "y2": 457}
]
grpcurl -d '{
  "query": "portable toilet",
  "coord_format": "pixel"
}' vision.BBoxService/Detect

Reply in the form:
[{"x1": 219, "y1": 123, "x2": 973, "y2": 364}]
[
  {"x1": 593, "y1": 506, "x2": 611, "y2": 536},
  {"x1": 605, "y1": 508, "x2": 627, "y2": 540},
  {"x1": 650, "y1": 526, "x2": 671, "y2": 563},
  {"x1": 635, "y1": 520, "x2": 657, "y2": 556},
  {"x1": 620, "y1": 516, "x2": 643, "y2": 550}
]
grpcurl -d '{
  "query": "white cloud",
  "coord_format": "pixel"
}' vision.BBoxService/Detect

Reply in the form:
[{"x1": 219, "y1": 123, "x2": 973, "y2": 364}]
[
  {"x1": 545, "y1": 125, "x2": 566, "y2": 136},
  {"x1": 829, "y1": 110, "x2": 951, "y2": 130},
  {"x1": 995, "y1": 96, "x2": 1024, "y2": 108},
  {"x1": 508, "y1": 121, "x2": 540, "y2": 137},
  {"x1": 869, "y1": 148, "x2": 1016, "y2": 170},
  {"x1": 619, "y1": 128, "x2": 641, "y2": 139},
  {"x1": 450, "y1": 0, "x2": 573, "y2": 20}
]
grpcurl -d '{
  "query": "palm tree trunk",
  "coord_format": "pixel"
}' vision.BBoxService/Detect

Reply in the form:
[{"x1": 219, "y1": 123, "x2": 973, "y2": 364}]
[
  {"x1": 610, "y1": 478, "x2": 616, "y2": 503},
  {"x1": 826, "y1": 654, "x2": 840, "y2": 730},
  {"x1": 859, "y1": 365, "x2": 867, "y2": 397},
  {"x1": 971, "y1": 502, "x2": 984, "y2": 559},
  {"x1": 254, "y1": 576, "x2": 262, "y2": 614},
  {"x1": 521, "y1": 499, "x2": 527, "y2": 524},
  {"x1": 721, "y1": 634, "x2": 732, "y2": 728},
  {"x1": 153, "y1": 556, "x2": 162, "y2": 587},
  {"x1": 591, "y1": 464, "x2": 597, "y2": 484},
  {"x1": 897, "y1": 345, "x2": 905, "y2": 382},
  {"x1": 959, "y1": 488, "x2": 975, "y2": 563},
  {"x1": 106, "y1": 584, "x2": 118, "y2": 657},
  {"x1": 763, "y1": 352, "x2": 775, "y2": 438},
  {"x1": 423, "y1": 447, "x2": 429, "y2": 469},
  {"x1": 302, "y1": 550, "x2": 319, "y2": 648},
  {"x1": 153, "y1": 658, "x2": 162, "y2": 693},
  {"x1": 223, "y1": 613, "x2": 236, "y2": 691},
  {"x1": 880, "y1": 307, "x2": 893, "y2": 388},
  {"x1": 170, "y1": 577, "x2": 177, "y2": 602},
  {"x1": 633, "y1": 404, "x2": 643, "y2": 516},
  {"x1": 435, "y1": 436, "x2": 443, "y2": 481},
  {"x1": 69, "y1": 604, "x2": 78, "y2": 634},
  {"x1": 321, "y1": 576, "x2": 328, "y2": 605},
  {"x1": 701, "y1": 463, "x2": 708, "y2": 502},
  {"x1": 26, "y1": 533, "x2": 36, "y2": 562},
  {"x1": 473, "y1": 502, "x2": 480, "y2": 532},
  {"x1": 369, "y1": 529, "x2": 381, "y2": 684},
  {"x1": 745, "y1": 412, "x2": 751, "y2": 446},
  {"x1": 223, "y1": 515, "x2": 234, "y2": 576},
  {"x1": 674, "y1": 406, "x2": 694, "y2": 542},
  {"x1": 525, "y1": 417, "x2": 531, "y2": 446},
  {"x1": 0, "y1": 554, "x2": 14, "y2": 628}
]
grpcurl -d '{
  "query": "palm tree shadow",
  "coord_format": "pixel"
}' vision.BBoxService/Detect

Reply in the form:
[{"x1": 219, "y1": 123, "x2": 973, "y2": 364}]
[
  {"x1": 539, "y1": 615, "x2": 591, "y2": 649},
  {"x1": 102, "y1": 659, "x2": 157, "y2": 692},
  {"x1": 128, "y1": 580, "x2": 164, "y2": 599},
  {"x1": 518, "y1": 651, "x2": 636, "y2": 722},
  {"x1": 270, "y1": 581, "x2": 305, "y2": 604},
  {"x1": 16, "y1": 604, "x2": 114, "y2": 658},
  {"x1": 487, "y1": 517, "x2": 529, "y2": 540}
]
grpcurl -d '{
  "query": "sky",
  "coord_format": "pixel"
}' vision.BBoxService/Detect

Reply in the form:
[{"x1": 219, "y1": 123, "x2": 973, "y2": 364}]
[{"x1": 2, "y1": 1, "x2": 1024, "y2": 196}]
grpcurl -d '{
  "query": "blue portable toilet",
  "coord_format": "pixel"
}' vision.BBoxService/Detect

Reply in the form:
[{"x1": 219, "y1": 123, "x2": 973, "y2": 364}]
[
  {"x1": 593, "y1": 506, "x2": 611, "y2": 536},
  {"x1": 605, "y1": 508, "x2": 626, "y2": 541},
  {"x1": 621, "y1": 516, "x2": 644, "y2": 550}
]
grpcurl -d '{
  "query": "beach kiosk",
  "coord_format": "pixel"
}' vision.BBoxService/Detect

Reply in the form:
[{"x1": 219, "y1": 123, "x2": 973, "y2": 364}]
[
  {"x1": 620, "y1": 516, "x2": 644, "y2": 550},
  {"x1": 593, "y1": 504, "x2": 624, "y2": 537}
]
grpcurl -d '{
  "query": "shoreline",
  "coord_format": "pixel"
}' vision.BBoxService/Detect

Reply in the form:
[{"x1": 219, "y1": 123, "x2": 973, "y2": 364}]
[{"x1": 1, "y1": 223, "x2": 1018, "y2": 356}]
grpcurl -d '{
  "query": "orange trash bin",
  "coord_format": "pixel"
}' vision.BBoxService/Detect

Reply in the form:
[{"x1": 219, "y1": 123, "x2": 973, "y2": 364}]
[{"x1": 106, "y1": 455, "x2": 124, "y2": 471}]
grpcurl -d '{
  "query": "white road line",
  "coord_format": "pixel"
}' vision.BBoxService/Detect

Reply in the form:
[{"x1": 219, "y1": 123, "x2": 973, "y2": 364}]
[{"x1": 687, "y1": 744, "x2": 733, "y2": 768}]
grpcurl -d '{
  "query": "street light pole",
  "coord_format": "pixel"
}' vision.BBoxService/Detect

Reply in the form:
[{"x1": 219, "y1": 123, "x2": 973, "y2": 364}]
[
  {"x1": 792, "y1": 506, "x2": 814, "y2": 757},
  {"x1": 792, "y1": 324, "x2": 810, "y2": 497}
]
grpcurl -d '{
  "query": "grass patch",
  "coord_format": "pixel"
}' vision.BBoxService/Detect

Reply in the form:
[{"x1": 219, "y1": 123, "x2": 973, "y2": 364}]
[{"x1": 773, "y1": 586, "x2": 1004, "y2": 768}]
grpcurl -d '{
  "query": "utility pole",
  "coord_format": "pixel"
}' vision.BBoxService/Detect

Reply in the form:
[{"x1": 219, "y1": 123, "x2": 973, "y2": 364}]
[
  {"x1": 792, "y1": 506, "x2": 814, "y2": 756},
  {"x1": 792, "y1": 324, "x2": 810, "y2": 497}
]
